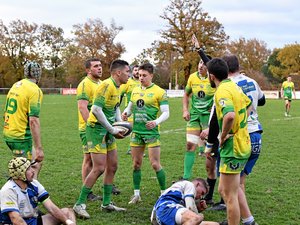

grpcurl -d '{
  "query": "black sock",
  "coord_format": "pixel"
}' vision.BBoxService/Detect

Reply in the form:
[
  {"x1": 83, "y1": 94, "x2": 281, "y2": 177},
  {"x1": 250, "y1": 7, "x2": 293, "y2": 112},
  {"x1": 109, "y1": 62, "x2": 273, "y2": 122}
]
[
  {"x1": 205, "y1": 178, "x2": 216, "y2": 200},
  {"x1": 219, "y1": 197, "x2": 225, "y2": 204}
]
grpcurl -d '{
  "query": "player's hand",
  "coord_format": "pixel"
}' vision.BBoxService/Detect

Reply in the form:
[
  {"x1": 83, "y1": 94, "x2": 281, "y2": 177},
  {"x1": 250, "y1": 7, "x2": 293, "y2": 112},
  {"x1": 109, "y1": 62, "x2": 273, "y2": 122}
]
[
  {"x1": 205, "y1": 152, "x2": 214, "y2": 161},
  {"x1": 192, "y1": 33, "x2": 200, "y2": 49},
  {"x1": 112, "y1": 127, "x2": 125, "y2": 139},
  {"x1": 146, "y1": 121, "x2": 156, "y2": 130},
  {"x1": 113, "y1": 131, "x2": 125, "y2": 139},
  {"x1": 34, "y1": 147, "x2": 44, "y2": 162},
  {"x1": 121, "y1": 112, "x2": 128, "y2": 121},
  {"x1": 199, "y1": 128, "x2": 209, "y2": 140},
  {"x1": 197, "y1": 200, "x2": 207, "y2": 212},
  {"x1": 219, "y1": 134, "x2": 233, "y2": 147},
  {"x1": 183, "y1": 110, "x2": 190, "y2": 121}
]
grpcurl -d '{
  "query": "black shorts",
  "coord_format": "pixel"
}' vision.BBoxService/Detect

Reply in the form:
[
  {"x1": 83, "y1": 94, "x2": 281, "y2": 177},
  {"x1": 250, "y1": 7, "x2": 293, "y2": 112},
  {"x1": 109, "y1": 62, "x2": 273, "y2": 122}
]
[
  {"x1": 211, "y1": 139, "x2": 219, "y2": 158},
  {"x1": 37, "y1": 211, "x2": 43, "y2": 225}
]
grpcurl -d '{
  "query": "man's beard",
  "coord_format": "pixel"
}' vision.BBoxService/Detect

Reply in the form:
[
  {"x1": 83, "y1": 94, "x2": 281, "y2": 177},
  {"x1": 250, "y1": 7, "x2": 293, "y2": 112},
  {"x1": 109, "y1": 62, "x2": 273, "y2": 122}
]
[{"x1": 209, "y1": 78, "x2": 216, "y2": 88}]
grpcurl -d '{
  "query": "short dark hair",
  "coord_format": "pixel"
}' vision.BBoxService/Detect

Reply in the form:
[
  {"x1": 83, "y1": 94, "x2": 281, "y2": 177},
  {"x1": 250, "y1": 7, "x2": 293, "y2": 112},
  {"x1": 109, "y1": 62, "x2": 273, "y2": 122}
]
[
  {"x1": 132, "y1": 64, "x2": 139, "y2": 69},
  {"x1": 85, "y1": 58, "x2": 100, "y2": 69},
  {"x1": 222, "y1": 54, "x2": 239, "y2": 73},
  {"x1": 207, "y1": 58, "x2": 229, "y2": 81},
  {"x1": 193, "y1": 178, "x2": 209, "y2": 194},
  {"x1": 110, "y1": 59, "x2": 129, "y2": 73},
  {"x1": 139, "y1": 63, "x2": 154, "y2": 74}
]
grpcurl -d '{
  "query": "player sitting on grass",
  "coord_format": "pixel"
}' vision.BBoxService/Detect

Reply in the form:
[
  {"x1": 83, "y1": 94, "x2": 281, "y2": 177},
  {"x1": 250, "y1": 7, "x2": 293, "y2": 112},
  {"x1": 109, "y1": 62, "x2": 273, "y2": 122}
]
[{"x1": 0, "y1": 157, "x2": 76, "y2": 225}]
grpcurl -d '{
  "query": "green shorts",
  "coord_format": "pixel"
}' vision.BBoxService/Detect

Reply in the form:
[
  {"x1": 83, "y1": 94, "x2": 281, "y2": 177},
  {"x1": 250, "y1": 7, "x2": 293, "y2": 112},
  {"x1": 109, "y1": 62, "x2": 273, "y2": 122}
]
[
  {"x1": 284, "y1": 94, "x2": 292, "y2": 101},
  {"x1": 219, "y1": 136, "x2": 249, "y2": 174},
  {"x1": 186, "y1": 112, "x2": 209, "y2": 132},
  {"x1": 219, "y1": 157, "x2": 248, "y2": 174},
  {"x1": 86, "y1": 125, "x2": 117, "y2": 154},
  {"x1": 130, "y1": 132, "x2": 160, "y2": 148},
  {"x1": 79, "y1": 132, "x2": 89, "y2": 154},
  {"x1": 5, "y1": 139, "x2": 33, "y2": 160}
]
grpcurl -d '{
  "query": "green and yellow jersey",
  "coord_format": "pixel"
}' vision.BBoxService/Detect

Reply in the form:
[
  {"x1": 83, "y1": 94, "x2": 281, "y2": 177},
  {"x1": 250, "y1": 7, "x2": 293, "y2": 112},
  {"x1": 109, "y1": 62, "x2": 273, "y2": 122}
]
[
  {"x1": 130, "y1": 84, "x2": 168, "y2": 135},
  {"x1": 185, "y1": 72, "x2": 215, "y2": 114},
  {"x1": 76, "y1": 76, "x2": 101, "y2": 132},
  {"x1": 87, "y1": 77, "x2": 120, "y2": 129},
  {"x1": 282, "y1": 81, "x2": 295, "y2": 99},
  {"x1": 120, "y1": 77, "x2": 140, "y2": 106},
  {"x1": 214, "y1": 79, "x2": 251, "y2": 159},
  {"x1": 3, "y1": 79, "x2": 43, "y2": 142}
]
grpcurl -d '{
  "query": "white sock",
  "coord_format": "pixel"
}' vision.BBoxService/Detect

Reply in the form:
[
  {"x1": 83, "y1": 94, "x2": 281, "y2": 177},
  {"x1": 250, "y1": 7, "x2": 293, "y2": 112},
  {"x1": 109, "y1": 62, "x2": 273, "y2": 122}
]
[
  {"x1": 242, "y1": 216, "x2": 254, "y2": 224},
  {"x1": 134, "y1": 189, "x2": 140, "y2": 196}
]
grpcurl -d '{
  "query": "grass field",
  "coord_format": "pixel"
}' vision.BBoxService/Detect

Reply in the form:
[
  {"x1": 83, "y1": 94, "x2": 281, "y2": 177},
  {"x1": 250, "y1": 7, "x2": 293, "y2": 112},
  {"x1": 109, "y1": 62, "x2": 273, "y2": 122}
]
[{"x1": 0, "y1": 95, "x2": 300, "y2": 225}]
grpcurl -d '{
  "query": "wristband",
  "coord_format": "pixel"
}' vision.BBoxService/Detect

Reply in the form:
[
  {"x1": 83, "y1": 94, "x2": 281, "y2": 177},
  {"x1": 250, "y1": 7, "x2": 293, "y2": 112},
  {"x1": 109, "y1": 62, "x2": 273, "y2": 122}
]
[
  {"x1": 65, "y1": 219, "x2": 74, "y2": 225},
  {"x1": 204, "y1": 142, "x2": 213, "y2": 153}
]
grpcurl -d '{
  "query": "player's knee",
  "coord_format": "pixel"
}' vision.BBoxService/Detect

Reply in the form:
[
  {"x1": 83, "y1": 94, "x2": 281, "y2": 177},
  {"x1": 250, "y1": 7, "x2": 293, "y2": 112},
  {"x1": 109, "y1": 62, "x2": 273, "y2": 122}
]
[
  {"x1": 151, "y1": 161, "x2": 160, "y2": 171},
  {"x1": 133, "y1": 161, "x2": 142, "y2": 170},
  {"x1": 186, "y1": 142, "x2": 196, "y2": 151},
  {"x1": 191, "y1": 213, "x2": 203, "y2": 224},
  {"x1": 108, "y1": 164, "x2": 118, "y2": 174},
  {"x1": 91, "y1": 166, "x2": 105, "y2": 177}
]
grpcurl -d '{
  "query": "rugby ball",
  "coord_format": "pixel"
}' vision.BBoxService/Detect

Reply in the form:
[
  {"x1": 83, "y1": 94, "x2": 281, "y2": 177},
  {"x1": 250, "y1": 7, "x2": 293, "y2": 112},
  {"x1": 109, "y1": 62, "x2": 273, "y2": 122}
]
[{"x1": 112, "y1": 121, "x2": 132, "y2": 137}]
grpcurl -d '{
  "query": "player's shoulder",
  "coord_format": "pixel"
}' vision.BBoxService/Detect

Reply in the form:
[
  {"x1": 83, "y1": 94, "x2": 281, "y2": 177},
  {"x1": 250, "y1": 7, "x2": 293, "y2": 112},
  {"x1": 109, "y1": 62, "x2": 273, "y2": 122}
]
[
  {"x1": 188, "y1": 72, "x2": 198, "y2": 80},
  {"x1": 152, "y1": 84, "x2": 166, "y2": 95}
]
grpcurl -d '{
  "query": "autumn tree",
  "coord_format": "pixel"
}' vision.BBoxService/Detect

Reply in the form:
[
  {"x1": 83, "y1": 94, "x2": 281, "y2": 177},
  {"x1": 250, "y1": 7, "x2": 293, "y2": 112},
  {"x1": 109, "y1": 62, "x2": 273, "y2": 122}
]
[
  {"x1": 136, "y1": 0, "x2": 228, "y2": 86},
  {"x1": 269, "y1": 44, "x2": 300, "y2": 79},
  {"x1": 227, "y1": 38, "x2": 271, "y2": 72},
  {"x1": 71, "y1": 18, "x2": 126, "y2": 78},
  {"x1": 0, "y1": 19, "x2": 39, "y2": 86},
  {"x1": 38, "y1": 24, "x2": 69, "y2": 87}
]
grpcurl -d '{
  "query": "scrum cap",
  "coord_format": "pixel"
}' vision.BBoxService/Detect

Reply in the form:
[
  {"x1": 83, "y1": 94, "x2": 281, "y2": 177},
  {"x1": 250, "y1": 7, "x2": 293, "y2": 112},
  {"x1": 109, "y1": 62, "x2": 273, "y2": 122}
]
[
  {"x1": 24, "y1": 61, "x2": 42, "y2": 81},
  {"x1": 8, "y1": 157, "x2": 31, "y2": 181}
]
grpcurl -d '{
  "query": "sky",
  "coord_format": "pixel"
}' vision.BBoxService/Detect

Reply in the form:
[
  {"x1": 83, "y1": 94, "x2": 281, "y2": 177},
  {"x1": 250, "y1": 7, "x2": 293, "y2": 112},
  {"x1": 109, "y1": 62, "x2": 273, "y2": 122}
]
[{"x1": 0, "y1": 0, "x2": 299, "y2": 62}]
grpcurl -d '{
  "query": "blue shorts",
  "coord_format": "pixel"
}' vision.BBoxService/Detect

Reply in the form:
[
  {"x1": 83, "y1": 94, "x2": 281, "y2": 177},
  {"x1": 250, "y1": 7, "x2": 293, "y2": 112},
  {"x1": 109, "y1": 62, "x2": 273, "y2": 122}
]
[
  {"x1": 216, "y1": 132, "x2": 262, "y2": 177},
  {"x1": 241, "y1": 132, "x2": 262, "y2": 176},
  {"x1": 155, "y1": 202, "x2": 185, "y2": 225}
]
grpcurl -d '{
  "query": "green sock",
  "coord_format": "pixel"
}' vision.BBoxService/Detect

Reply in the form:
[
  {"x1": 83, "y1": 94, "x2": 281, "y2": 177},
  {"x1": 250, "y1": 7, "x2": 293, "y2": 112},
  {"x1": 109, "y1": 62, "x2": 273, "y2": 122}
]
[
  {"x1": 133, "y1": 169, "x2": 141, "y2": 190},
  {"x1": 76, "y1": 185, "x2": 91, "y2": 205},
  {"x1": 102, "y1": 184, "x2": 113, "y2": 206},
  {"x1": 156, "y1": 169, "x2": 166, "y2": 190},
  {"x1": 199, "y1": 146, "x2": 205, "y2": 153},
  {"x1": 183, "y1": 151, "x2": 195, "y2": 180}
]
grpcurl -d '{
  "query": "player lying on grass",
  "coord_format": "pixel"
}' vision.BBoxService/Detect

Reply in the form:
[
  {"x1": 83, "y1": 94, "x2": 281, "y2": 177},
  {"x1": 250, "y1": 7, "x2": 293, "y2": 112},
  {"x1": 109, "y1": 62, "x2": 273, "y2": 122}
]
[{"x1": 151, "y1": 178, "x2": 226, "y2": 225}]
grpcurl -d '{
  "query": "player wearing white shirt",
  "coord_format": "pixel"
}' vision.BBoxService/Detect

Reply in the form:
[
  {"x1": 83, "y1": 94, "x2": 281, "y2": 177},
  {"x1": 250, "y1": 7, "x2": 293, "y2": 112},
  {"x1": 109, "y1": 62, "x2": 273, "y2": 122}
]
[{"x1": 0, "y1": 157, "x2": 76, "y2": 225}]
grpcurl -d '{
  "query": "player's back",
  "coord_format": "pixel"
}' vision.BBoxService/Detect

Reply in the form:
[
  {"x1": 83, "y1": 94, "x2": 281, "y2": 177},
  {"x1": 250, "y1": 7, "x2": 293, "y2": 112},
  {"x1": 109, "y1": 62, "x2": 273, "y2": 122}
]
[
  {"x1": 231, "y1": 74, "x2": 264, "y2": 133},
  {"x1": 3, "y1": 79, "x2": 43, "y2": 140}
]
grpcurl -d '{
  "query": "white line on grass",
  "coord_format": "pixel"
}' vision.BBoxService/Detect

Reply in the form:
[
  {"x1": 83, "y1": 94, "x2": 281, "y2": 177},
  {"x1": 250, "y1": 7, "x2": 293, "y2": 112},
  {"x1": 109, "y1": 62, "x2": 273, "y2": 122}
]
[
  {"x1": 272, "y1": 116, "x2": 300, "y2": 121},
  {"x1": 161, "y1": 128, "x2": 185, "y2": 134}
]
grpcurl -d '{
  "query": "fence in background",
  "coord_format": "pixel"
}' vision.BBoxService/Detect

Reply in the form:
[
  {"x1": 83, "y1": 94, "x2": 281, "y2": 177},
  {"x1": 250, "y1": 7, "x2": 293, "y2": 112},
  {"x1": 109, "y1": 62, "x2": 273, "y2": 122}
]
[{"x1": 0, "y1": 88, "x2": 299, "y2": 99}]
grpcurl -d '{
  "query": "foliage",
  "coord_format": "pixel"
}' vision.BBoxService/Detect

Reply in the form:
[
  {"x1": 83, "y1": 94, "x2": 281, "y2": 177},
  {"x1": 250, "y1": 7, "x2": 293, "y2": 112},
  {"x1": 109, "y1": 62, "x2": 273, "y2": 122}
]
[
  {"x1": 227, "y1": 38, "x2": 271, "y2": 72},
  {"x1": 269, "y1": 44, "x2": 300, "y2": 79},
  {"x1": 0, "y1": 18, "x2": 126, "y2": 88},
  {"x1": 0, "y1": 96, "x2": 299, "y2": 225},
  {"x1": 71, "y1": 18, "x2": 126, "y2": 79},
  {"x1": 135, "y1": 0, "x2": 228, "y2": 86},
  {"x1": 0, "y1": 19, "x2": 39, "y2": 85}
]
